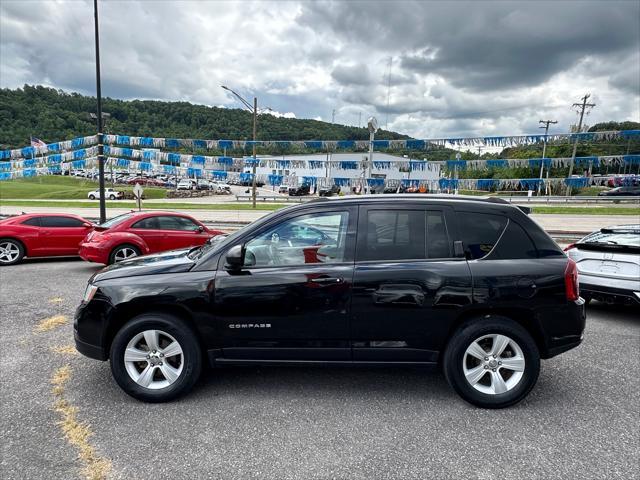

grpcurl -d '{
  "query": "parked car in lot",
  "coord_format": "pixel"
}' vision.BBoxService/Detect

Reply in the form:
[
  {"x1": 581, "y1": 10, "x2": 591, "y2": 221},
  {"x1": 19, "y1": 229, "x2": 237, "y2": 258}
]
[
  {"x1": 565, "y1": 225, "x2": 640, "y2": 305},
  {"x1": 319, "y1": 185, "x2": 341, "y2": 197},
  {"x1": 289, "y1": 184, "x2": 311, "y2": 196},
  {"x1": 127, "y1": 177, "x2": 164, "y2": 187},
  {"x1": 0, "y1": 213, "x2": 94, "y2": 265},
  {"x1": 75, "y1": 195, "x2": 585, "y2": 408},
  {"x1": 598, "y1": 186, "x2": 640, "y2": 196},
  {"x1": 212, "y1": 182, "x2": 232, "y2": 194},
  {"x1": 78, "y1": 211, "x2": 224, "y2": 265},
  {"x1": 177, "y1": 179, "x2": 197, "y2": 190},
  {"x1": 87, "y1": 188, "x2": 124, "y2": 200}
]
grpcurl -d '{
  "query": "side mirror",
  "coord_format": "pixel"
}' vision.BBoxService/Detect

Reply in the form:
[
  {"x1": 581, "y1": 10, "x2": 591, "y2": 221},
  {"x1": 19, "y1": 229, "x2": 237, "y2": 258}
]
[
  {"x1": 197, "y1": 225, "x2": 205, "y2": 233},
  {"x1": 224, "y1": 245, "x2": 244, "y2": 270},
  {"x1": 453, "y1": 240, "x2": 465, "y2": 258}
]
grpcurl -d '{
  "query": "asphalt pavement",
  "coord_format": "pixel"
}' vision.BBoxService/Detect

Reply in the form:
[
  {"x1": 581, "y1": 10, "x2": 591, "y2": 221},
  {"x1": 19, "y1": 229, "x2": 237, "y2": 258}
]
[{"x1": 1, "y1": 259, "x2": 639, "y2": 480}]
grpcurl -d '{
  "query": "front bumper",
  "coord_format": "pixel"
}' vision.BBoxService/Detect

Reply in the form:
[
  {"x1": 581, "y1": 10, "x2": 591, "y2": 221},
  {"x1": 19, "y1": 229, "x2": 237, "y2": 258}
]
[
  {"x1": 74, "y1": 301, "x2": 109, "y2": 360},
  {"x1": 79, "y1": 242, "x2": 108, "y2": 264}
]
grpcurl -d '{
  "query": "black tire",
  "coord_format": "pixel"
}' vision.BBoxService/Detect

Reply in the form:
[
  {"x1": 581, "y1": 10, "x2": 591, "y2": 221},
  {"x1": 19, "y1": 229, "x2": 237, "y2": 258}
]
[
  {"x1": 443, "y1": 316, "x2": 540, "y2": 409},
  {"x1": 0, "y1": 238, "x2": 25, "y2": 266},
  {"x1": 110, "y1": 313, "x2": 202, "y2": 402},
  {"x1": 108, "y1": 244, "x2": 140, "y2": 265},
  {"x1": 89, "y1": 194, "x2": 96, "y2": 200},
  {"x1": 109, "y1": 194, "x2": 116, "y2": 200}
]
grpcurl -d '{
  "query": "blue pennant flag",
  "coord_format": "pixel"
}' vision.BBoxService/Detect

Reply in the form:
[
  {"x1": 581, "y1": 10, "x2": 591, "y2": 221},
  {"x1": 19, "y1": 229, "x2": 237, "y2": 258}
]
[
  {"x1": 302, "y1": 176, "x2": 317, "y2": 186},
  {"x1": 48, "y1": 165, "x2": 61, "y2": 174},
  {"x1": 0, "y1": 150, "x2": 10, "y2": 160},
  {"x1": 373, "y1": 161, "x2": 391, "y2": 169},
  {"x1": 244, "y1": 157, "x2": 260, "y2": 166},
  {"x1": 339, "y1": 161, "x2": 358, "y2": 170},
  {"x1": 439, "y1": 178, "x2": 459, "y2": 189},
  {"x1": 239, "y1": 172, "x2": 254, "y2": 182},
  {"x1": 47, "y1": 143, "x2": 60, "y2": 152},
  {"x1": 187, "y1": 167, "x2": 202, "y2": 178},
  {"x1": 367, "y1": 178, "x2": 385, "y2": 187},
  {"x1": 476, "y1": 179, "x2": 499, "y2": 190},
  {"x1": 23, "y1": 159, "x2": 36, "y2": 167},
  {"x1": 217, "y1": 156, "x2": 233, "y2": 165},
  {"x1": 268, "y1": 174, "x2": 283, "y2": 186},
  {"x1": 304, "y1": 141, "x2": 323, "y2": 149},
  {"x1": 47, "y1": 154, "x2": 63, "y2": 164},
  {"x1": 166, "y1": 139, "x2": 180, "y2": 148},
  {"x1": 564, "y1": 177, "x2": 589, "y2": 188},
  {"x1": 333, "y1": 177, "x2": 350, "y2": 186},
  {"x1": 528, "y1": 158, "x2": 552, "y2": 168},
  {"x1": 139, "y1": 137, "x2": 154, "y2": 147},
  {"x1": 163, "y1": 165, "x2": 177, "y2": 175},
  {"x1": 336, "y1": 140, "x2": 355, "y2": 149},
  {"x1": 410, "y1": 160, "x2": 427, "y2": 171},
  {"x1": 308, "y1": 160, "x2": 324, "y2": 169},
  {"x1": 623, "y1": 155, "x2": 640, "y2": 165},
  {"x1": 519, "y1": 178, "x2": 543, "y2": 190},
  {"x1": 191, "y1": 156, "x2": 205, "y2": 165},
  {"x1": 0, "y1": 162, "x2": 11, "y2": 171},
  {"x1": 372, "y1": 140, "x2": 389, "y2": 148},
  {"x1": 0, "y1": 172, "x2": 11, "y2": 180},
  {"x1": 116, "y1": 135, "x2": 130, "y2": 145},
  {"x1": 211, "y1": 170, "x2": 228, "y2": 180},
  {"x1": 193, "y1": 139, "x2": 207, "y2": 149},
  {"x1": 21, "y1": 146, "x2": 35, "y2": 158},
  {"x1": 276, "y1": 160, "x2": 291, "y2": 168},
  {"x1": 218, "y1": 140, "x2": 233, "y2": 149},
  {"x1": 117, "y1": 158, "x2": 130, "y2": 168},
  {"x1": 73, "y1": 149, "x2": 86, "y2": 160},
  {"x1": 406, "y1": 140, "x2": 425, "y2": 149},
  {"x1": 402, "y1": 179, "x2": 420, "y2": 187},
  {"x1": 143, "y1": 150, "x2": 156, "y2": 160},
  {"x1": 23, "y1": 168, "x2": 37, "y2": 177},
  {"x1": 446, "y1": 160, "x2": 466, "y2": 170},
  {"x1": 139, "y1": 162, "x2": 152, "y2": 171},
  {"x1": 121, "y1": 148, "x2": 133, "y2": 158},
  {"x1": 574, "y1": 156, "x2": 599, "y2": 166},
  {"x1": 71, "y1": 137, "x2": 85, "y2": 148},
  {"x1": 72, "y1": 160, "x2": 86, "y2": 169},
  {"x1": 167, "y1": 153, "x2": 181, "y2": 165}
]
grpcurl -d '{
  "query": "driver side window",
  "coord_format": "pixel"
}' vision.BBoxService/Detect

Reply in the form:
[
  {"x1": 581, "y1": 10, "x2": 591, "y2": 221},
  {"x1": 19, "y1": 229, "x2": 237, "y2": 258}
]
[{"x1": 244, "y1": 211, "x2": 350, "y2": 267}]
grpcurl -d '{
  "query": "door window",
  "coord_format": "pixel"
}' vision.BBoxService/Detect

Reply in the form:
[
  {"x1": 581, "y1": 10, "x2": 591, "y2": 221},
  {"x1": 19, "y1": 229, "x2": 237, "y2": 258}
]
[
  {"x1": 21, "y1": 217, "x2": 42, "y2": 226},
  {"x1": 39, "y1": 216, "x2": 85, "y2": 227},
  {"x1": 487, "y1": 220, "x2": 538, "y2": 259},
  {"x1": 358, "y1": 210, "x2": 426, "y2": 261},
  {"x1": 131, "y1": 217, "x2": 160, "y2": 229},
  {"x1": 426, "y1": 210, "x2": 451, "y2": 258},
  {"x1": 458, "y1": 212, "x2": 507, "y2": 259},
  {"x1": 244, "y1": 211, "x2": 350, "y2": 266},
  {"x1": 155, "y1": 216, "x2": 200, "y2": 231}
]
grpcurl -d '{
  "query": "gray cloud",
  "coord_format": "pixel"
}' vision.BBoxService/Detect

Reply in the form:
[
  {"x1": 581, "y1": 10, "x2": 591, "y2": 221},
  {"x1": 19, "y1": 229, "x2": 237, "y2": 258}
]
[{"x1": 1, "y1": 0, "x2": 638, "y2": 141}]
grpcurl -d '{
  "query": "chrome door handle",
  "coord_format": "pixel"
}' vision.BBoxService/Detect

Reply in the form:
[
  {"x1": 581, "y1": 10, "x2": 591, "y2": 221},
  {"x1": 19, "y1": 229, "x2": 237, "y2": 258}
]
[{"x1": 310, "y1": 276, "x2": 344, "y2": 284}]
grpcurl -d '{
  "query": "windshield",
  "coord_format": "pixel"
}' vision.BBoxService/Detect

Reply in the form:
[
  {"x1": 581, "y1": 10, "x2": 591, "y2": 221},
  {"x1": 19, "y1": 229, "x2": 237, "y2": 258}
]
[{"x1": 99, "y1": 213, "x2": 132, "y2": 229}]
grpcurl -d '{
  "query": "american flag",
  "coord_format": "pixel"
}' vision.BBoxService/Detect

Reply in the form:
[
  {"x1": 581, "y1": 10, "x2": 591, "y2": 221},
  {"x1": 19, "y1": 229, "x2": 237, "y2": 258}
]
[{"x1": 30, "y1": 137, "x2": 47, "y2": 148}]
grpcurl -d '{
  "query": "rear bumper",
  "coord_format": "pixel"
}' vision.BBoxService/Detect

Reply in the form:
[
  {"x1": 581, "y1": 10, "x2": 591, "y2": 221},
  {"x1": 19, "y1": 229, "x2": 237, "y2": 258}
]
[
  {"x1": 79, "y1": 243, "x2": 108, "y2": 264},
  {"x1": 542, "y1": 299, "x2": 586, "y2": 359},
  {"x1": 580, "y1": 282, "x2": 640, "y2": 305}
]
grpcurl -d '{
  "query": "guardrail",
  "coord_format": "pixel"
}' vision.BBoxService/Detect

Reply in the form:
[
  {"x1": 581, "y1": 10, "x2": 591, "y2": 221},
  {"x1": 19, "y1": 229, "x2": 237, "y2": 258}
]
[
  {"x1": 234, "y1": 194, "x2": 309, "y2": 203},
  {"x1": 501, "y1": 195, "x2": 639, "y2": 204}
]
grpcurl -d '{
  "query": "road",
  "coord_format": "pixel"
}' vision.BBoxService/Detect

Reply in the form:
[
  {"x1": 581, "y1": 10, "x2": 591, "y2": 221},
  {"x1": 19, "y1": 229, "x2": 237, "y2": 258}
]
[{"x1": 1, "y1": 259, "x2": 639, "y2": 479}]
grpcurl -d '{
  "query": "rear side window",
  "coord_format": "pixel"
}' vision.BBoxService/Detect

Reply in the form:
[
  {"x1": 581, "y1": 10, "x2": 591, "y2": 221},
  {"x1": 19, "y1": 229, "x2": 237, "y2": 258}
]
[
  {"x1": 132, "y1": 217, "x2": 160, "y2": 229},
  {"x1": 458, "y1": 212, "x2": 507, "y2": 259},
  {"x1": 21, "y1": 217, "x2": 41, "y2": 226},
  {"x1": 40, "y1": 216, "x2": 85, "y2": 227},
  {"x1": 359, "y1": 210, "x2": 426, "y2": 261},
  {"x1": 156, "y1": 216, "x2": 200, "y2": 231},
  {"x1": 487, "y1": 220, "x2": 538, "y2": 259}
]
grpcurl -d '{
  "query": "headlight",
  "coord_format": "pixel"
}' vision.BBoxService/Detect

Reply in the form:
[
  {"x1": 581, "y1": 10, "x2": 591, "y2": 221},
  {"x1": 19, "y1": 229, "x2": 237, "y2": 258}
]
[{"x1": 83, "y1": 284, "x2": 99, "y2": 303}]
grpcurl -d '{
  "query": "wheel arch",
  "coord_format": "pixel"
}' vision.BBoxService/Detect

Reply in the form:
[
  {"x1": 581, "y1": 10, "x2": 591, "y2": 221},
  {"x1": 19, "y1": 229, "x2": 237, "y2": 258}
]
[
  {"x1": 104, "y1": 302, "x2": 206, "y2": 360},
  {"x1": 445, "y1": 307, "x2": 548, "y2": 359},
  {"x1": 0, "y1": 236, "x2": 28, "y2": 256}
]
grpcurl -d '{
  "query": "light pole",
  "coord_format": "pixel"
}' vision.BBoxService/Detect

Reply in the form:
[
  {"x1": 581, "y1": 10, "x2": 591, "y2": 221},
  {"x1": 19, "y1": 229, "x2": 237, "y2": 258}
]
[
  {"x1": 221, "y1": 86, "x2": 271, "y2": 208},
  {"x1": 366, "y1": 117, "x2": 378, "y2": 194},
  {"x1": 93, "y1": 0, "x2": 106, "y2": 223}
]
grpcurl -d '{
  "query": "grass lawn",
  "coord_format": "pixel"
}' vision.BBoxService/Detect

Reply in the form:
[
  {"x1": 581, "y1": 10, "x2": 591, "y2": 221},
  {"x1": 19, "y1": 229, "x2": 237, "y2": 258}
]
[
  {"x1": 530, "y1": 206, "x2": 640, "y2": 215},
  {"x1": 0, "y1": 199, "x2": 284, "y2": 210},
  {"x1": 0, "y1": 176, "x2": 167, "y2": 200}
]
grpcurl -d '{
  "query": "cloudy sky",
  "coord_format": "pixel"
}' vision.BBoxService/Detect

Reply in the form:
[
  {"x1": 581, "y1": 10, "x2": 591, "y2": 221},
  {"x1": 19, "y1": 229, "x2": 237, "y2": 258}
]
[{"x1": 1, "y1": 0, "x2": 638, "y2": 139}]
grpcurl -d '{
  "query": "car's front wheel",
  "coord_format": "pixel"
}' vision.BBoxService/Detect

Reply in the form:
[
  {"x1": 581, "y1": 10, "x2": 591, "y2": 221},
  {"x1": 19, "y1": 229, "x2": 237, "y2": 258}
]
[
  {"x1": 443, "y1": 316, "x2": 540, "y2": 409},
  {"x1": 89, "y1": 194, "x2": 96, "y2": 200},
  {"x1": 109, "y1": 194, "x2": 116, "y2": 200},
  {"x1": 110, "y1": 313, "x2": 202, "y2": 402}
]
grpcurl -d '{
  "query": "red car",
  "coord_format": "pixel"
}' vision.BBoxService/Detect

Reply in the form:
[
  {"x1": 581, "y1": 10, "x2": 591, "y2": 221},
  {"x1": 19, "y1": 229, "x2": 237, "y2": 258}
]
[
  {"x1": 126, "y1": 177, "x2": 164, "y2": 187},
  {"x1": 0, "y1": 213, "x2": 94, "y2": 265},
  {"x1": 78, "y1": 211, "x2": 224, "y2": 264}
]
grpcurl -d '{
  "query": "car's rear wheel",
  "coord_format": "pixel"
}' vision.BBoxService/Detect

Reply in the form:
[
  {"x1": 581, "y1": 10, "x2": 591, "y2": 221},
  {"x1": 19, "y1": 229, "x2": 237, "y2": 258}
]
[
  {"x1": 109, "y1": 194, "x2": 116, "y2": 200},
  {"x1": 0, "y1": 239, "x2": 25, "y2": 266},
  {"x1": 109, "y1": 244, "x2": 140, "y2": 264},
  {"x1": 89, "y1": 194, "x2": 96, "y2": 200},
  {"x1": 110, "y1": 314, "x2": 202, "y2": 402},
  {"x1": 443, "y1": 316, "x2": 540, "y2": 409}
]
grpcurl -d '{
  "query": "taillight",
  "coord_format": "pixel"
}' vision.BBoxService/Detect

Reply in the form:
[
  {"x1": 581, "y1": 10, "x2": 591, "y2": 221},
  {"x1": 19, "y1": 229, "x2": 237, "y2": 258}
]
[{"x1": 564, "y1": 258, "x2": 580, "y2": 301}]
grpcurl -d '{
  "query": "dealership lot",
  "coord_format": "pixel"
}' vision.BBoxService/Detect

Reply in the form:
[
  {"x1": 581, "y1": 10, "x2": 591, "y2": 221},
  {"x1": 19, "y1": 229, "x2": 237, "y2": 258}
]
[{"x1": 1, "y1": 259, "x2": 639, "y2": 480}]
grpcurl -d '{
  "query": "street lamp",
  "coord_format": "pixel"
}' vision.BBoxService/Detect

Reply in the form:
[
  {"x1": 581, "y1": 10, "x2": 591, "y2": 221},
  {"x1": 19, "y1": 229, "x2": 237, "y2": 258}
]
[
  {"x1": 221, "y1": 85, "x2": 271, "y2": 208},
  {"x1": 93, "y1": 0, "x2": 106, "y2": 223},
  {"x1": 366, "y1": 117, "x2": 378, "y2": 193}
]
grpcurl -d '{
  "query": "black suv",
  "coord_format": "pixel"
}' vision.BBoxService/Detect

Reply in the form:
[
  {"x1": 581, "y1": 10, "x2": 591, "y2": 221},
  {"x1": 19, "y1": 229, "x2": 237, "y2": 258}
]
[{"x1": 75, "y1": 195, "x2": 585, "y2": 408}]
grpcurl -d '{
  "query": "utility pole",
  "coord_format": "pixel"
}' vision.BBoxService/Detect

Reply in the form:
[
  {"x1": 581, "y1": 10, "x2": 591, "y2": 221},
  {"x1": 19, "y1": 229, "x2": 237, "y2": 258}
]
[
  {"x1": 93, "y1": 0, "x2": 106, "y2": 223},
  {"x1": 566, "y1": 94, "x2": 595, "y2": 195},
  {"x1": 332, "y1": 109, "x2": 336, "y2": 124},
  {"x1": 252, "y1": 97, "x2": 257, "y2": 208},
  {"x1": 358, "y1": 112, "x2": 362, "y2": 129},
  {"x1": 538, "y1": 119, "x2": 557, "y2": 195}
]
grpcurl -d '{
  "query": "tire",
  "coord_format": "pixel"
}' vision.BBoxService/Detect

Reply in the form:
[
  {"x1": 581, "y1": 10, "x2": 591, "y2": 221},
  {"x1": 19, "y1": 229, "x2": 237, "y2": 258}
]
[
  {"x1": 110, "y1": 313, "x2": 202, "y2": 402},
  {"x1": 0, "y1": 238, "x2": 25, "y2": 266},
  {"x1": 108, "y1": 244, "x2": 140, "y2": 264},
  {"x1": 109, "y1": 194, "x2": 116, "y2": 200},
  {"x1": 443, "y1": 316, "x2": 540, "y2": 409},
  {"x1": 89, "y1": 194, "x2": 96, "y2": 200}
]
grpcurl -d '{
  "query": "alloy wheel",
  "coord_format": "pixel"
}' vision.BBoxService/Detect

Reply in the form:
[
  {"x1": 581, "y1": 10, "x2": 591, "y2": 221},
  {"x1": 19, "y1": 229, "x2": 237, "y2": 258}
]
[
  {"x1": 123, "y1": 329, "x2": 184, "y2": 390},
  {"x1": 462, "y1": 334, "x2": 525, "y2": 395},
  {"x1": 114, "y1": 247, "x2": 138, "y2": 262},
  {"x1": 0, "y1": 242, "x2": 20, "y2": 264}
]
